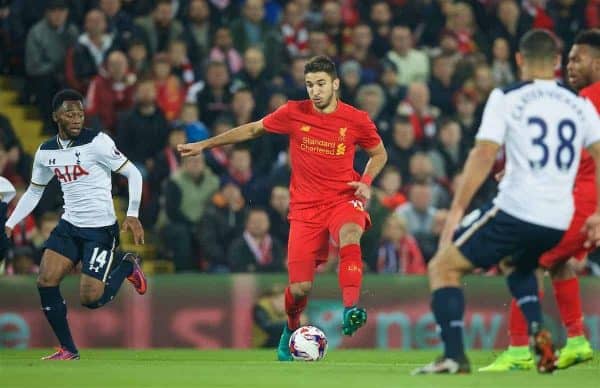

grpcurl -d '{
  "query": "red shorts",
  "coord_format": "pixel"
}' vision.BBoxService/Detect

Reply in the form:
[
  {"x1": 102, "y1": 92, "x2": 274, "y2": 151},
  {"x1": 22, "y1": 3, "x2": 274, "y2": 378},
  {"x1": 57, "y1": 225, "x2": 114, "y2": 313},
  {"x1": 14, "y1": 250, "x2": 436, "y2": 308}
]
[
  {"x1": 287, "y1": 199, "x2": 371, "y2": 283},
  {"x1": 539, "y1": 183, "x2": 596, "y2": 268}
]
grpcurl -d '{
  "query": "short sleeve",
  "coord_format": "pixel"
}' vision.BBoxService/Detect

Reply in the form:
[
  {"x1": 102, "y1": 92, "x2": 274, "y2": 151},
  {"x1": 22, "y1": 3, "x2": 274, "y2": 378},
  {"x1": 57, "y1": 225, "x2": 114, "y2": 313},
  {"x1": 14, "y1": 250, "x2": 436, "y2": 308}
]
[
  {"x1": 262, "y1": 103, "x2": 291, "y2": 135},
  {"x1": 582, "y1": 98, "x2": 600, "y2": 148},
  {"x1": 94, "y1": 132, "x2": 130, "y2": 172},
  {"x1": 356, "y1": 112, "x2": 382, "y2": 150},
  {"x1": 31, "y1": 148, "x2": 54, "y2": 186},
  {"x1": 475, "y1": 88, "x2": 507, "y2": 145}
]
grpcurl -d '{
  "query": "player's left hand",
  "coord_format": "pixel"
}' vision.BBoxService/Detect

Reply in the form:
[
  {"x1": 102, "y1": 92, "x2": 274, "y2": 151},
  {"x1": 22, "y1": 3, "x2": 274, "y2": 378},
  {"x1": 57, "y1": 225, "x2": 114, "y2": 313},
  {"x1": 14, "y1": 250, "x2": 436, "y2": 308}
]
[
  {"x1": 122, "y1": 216, "x2": 145, "y2": 245},
  {"x1": 438, "y1": 208, "x2": 464, "y2": 250},
  {"x1": 347, "y1": 181, "x2": 371, "y2": 201},
  {"x1": 582, "y1": 212, "x2": 600, "y2": 248}
]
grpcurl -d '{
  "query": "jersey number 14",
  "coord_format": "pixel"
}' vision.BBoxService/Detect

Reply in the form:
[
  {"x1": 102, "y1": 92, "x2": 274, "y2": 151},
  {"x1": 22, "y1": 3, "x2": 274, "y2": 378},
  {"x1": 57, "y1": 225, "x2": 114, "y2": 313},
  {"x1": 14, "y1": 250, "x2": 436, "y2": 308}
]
[{"x1": 528, "y1": 117, "x2": 576, "y2": 171}]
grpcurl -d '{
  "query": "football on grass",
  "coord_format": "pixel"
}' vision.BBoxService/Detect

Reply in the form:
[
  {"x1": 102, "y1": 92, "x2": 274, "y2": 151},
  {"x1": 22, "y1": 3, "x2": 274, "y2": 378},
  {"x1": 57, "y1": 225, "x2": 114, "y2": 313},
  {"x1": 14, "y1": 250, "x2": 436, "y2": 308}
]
[{"x1": 289, "y1": 326, "x2": 328, "y2": 361}]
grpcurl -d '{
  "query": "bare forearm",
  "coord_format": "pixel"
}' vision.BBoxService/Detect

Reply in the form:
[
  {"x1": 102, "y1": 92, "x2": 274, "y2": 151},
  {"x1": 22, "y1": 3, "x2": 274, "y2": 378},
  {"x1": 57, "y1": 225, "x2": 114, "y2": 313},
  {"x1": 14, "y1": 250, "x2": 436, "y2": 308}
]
[
  {"x1": 451, "y1": 148, "x2": 495, "y2": 212},
  {"x1": 363, "y1": 153, "x2": 387, "y2": 180},
  {"x1": 204, "y1": 121, "x2": 264, "y2": 149}
]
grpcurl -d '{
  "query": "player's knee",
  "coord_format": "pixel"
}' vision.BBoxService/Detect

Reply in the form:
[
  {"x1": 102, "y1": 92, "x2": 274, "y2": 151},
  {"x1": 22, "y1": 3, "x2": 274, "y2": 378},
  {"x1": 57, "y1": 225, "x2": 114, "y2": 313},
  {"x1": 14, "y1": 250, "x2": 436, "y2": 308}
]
[
  {"x1": 339, "y1": 224, "x2": 363, "y2": 246},
  {"x1": 290, "y1": 281, "x2": 312, "y2": 298},
  {"x1": 36, "y1": 273, "x2": 60, "y2": 288},
  {"x1": 549, "y1": 260, "x2": 575, "y2": 280},
  {"x1": 80, "y1": 288, "x2": 103, "y2": 308},
  {"x1": 428, "y1": 253, "x2": 460, "y2": 287}
]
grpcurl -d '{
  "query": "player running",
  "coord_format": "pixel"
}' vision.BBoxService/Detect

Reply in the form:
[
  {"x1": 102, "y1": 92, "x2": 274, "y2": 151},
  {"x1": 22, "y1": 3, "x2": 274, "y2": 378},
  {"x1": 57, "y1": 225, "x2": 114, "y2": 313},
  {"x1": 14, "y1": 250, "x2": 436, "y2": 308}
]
[
  {"x1": 412, "y1": 29, "x2": 600, "y2": 375},
  {"x1": 479, "y1": 29, "x2": 600, "y2": 373},
  {"x1": 4, "y1": 90, "x2": 146, "y2": 360},
  {"x1": 178, "y1": 56, "x2": 388, "y2": 361}
]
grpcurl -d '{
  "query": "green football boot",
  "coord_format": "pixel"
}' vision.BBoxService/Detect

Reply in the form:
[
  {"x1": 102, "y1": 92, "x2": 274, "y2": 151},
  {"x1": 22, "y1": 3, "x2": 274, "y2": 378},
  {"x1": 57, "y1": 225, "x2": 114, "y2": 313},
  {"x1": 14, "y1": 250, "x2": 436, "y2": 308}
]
[{"x1": 342, "y1": 306, "x2": 367, "y2": 336}]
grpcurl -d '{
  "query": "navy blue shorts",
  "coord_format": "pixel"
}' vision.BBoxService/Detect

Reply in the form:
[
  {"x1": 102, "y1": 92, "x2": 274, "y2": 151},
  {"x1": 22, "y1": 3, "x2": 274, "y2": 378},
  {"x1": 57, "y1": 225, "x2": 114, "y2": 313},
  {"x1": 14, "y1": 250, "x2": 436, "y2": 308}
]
[
  {"x1": 454, "y1": 203, "x2": 564, "y2": 272},
  {"x1": 45, "y1": 219, "x2": 120, "y2": 282}
]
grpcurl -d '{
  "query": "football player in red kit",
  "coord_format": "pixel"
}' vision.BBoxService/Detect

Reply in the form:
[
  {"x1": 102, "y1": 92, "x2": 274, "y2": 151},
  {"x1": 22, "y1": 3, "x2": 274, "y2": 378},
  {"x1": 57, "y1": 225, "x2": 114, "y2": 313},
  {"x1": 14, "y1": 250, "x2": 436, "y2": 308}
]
[{"x1": 178, "y1": 56, "x2": 387, "y2": 361}]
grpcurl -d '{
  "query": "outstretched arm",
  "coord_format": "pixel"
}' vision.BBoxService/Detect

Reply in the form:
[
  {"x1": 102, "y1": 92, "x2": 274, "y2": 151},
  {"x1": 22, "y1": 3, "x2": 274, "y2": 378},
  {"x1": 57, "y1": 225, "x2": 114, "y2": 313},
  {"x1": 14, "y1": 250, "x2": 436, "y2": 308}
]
[
  {"x1": 177, "y1": 120, "x2": 266, "y2": 157},
  {"x1": 5, "y1": 184, "x2": 45, "y2": 237},
  {"x1": 116, "y1": 162, "x2": 144, "y2": 245},
  {"x1": 439, "y1": 141, "x2": 499, "y2": 249}
]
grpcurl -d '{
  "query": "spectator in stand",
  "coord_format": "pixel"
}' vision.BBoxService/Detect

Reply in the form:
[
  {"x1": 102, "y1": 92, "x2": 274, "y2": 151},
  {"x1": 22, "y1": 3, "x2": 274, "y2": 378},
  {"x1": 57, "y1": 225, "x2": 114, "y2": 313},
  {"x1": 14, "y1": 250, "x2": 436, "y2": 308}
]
[
  {"x1": 490, "y1": 37, "x2": 516, "y2": 87},
  {"x1": 267, "y1": 185, "x2": 290, "y2": 247},
  {"x1": 228, "y1": 208, "x2": 285, "y2": 273},
  {"x1": 320, "y1": 0, "x2": 351, "y2": 58},
  {"x1": 152, "y1": 52, "x2": 185, "y2": 121},
  {"x1": 492, "y1": 0, "x2": 533, "y2": 58},
  {"x1": 444, "y1": 2, "x2": 487, "y2": 56},
  {"x1": 179, "y1": 103, "x2": 209, "y2": 143},
  {"x1": 355, "y1": 83, "x2": 390, "y2": 136},
  {"x1": 116, "y1": 79, "x2": 170, "y2": 177},
  {"x1": 343, "y1": 23, "x2": 380, "y2": 84},
  {"x1": 428, "y1": 118, "x2": 467, "y2": 180},
  {"x1": 168, "y1": 39, "x2": 196, "y2": 88},
  {"x1": 374, "y1": 165, "x2": 406, "y2": 211},
  {"x1": 204, "y1": 116, "x2": 234, "y2": 176},
  {"x1": 472, "y1": 63, "x2": 495, "y2": 104},
  {"x1": 338, "y1": 60, "x2": 361, "y2": 106},
  {"x1": 306, "y1": 29, "x2": 332, "y2": 57},
  {"x1": 549, "y1": 0, "x2": 587, "y2": 59},
  {"x1": 408, "y1": 152, "x2": 451, "y2": 209},
  {"x1": 0, "y1": 114, "x2": 31, "y2": 186},
  {"x1": 25, "y1": 0, "x2": 78, "y2": 132},
  {"x1": 585, "y1": 0, "x2": 600, "y2": 28},
  {"x1": 396, "y1": 183, "x2": 438, "y2": 259},
  {"x1": 429, "y1": 54, "x2": 458, "y2": 116},
  {"x1": 420, "y1": 208, "x2": 448, "y2": 262},
  {"x1": 229, "y1": 0, "x2": 283, "y2": 75},
  {"x1": 368, "y1": 1, "x2": 392, "y2": 58},
  {"x1": 162, "y1": 153, "x2": 219, "y2": 272},
  {"x1": 280, "y1": 0, "x2": 309, "y2": 59},
  {"x1": 386, "y1": 25, "x2": 429, "y2": 87},
  {"x1": 379, "y1": 59, "x2": 405, "y2": 119},
  {"x1": 453, "y1": 87, "x2": 480, "y2": 150},
  {"x1": 199, "y1": 182, "x2": 247, "y2": 272},
  {"x1": 66, "y1": 9, "x2": 118, "y2": 94},
  {"x1": 126, "y1": 38, "x2": 150, "y2": 78},
  {"x1": 208, "y1": 26, "x2": 243, "y2": 75},
  {"x1": 523, "y1": 0, "x2": 555, "y2": 30},
  {"x1": 221, "y1": 146, "x2": 268, "y2": 207},
  {"x1": 376, "y1": 214, "x2": 426, "y2": 274},
  {"x1": 134, "y1": 0, "x2": 183, "y2": 56},
  {"x1": 396, "y1": 82, "x2": 440, "y2": 146},
  {"x1": 86, "y1": 50, "x2": 136, "y2": 133},
  {"x1": 182, "y1": 0, "x2": 213, "y2": 68},
  {"x1": 189, "y1": 60, "x2": 232, "y2": 128},
  {"x1": 231, "y1": 47, "x2": 272, "y2": 114},
  {"x1": 99, "y1": 0, "x2": 135, "y2": 45},
  {"x1": 284, "y1": 56, "x2": 308, "y2": 100},
  {"x1": 386, "y1": 115, "x2": 420, "y2": 181}
]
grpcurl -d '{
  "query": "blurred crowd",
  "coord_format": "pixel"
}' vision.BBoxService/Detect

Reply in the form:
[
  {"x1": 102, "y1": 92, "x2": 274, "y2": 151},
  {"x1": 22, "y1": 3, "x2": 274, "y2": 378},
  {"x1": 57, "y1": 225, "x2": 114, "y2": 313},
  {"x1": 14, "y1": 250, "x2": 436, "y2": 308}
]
[{"x1": 1, "y1": 0, "x2": 600, "y2": 275}]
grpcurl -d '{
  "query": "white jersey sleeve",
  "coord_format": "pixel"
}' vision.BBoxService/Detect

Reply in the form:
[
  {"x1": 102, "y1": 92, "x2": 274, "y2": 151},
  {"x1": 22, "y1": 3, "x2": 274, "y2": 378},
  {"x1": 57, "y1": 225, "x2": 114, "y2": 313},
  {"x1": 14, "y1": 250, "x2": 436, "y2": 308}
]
[
  {"x1": 582, "y1": 98, "x2": 600, "y2": 148},
  {"x1": 31, "y1": 147, "x2": 54, "y2": 186},
  {"x1": 476, "y1": 88, "x2": 507, "y2": 145},
  {"x1": 93, "y1": 132, "x2": 130, "y2": 172}
]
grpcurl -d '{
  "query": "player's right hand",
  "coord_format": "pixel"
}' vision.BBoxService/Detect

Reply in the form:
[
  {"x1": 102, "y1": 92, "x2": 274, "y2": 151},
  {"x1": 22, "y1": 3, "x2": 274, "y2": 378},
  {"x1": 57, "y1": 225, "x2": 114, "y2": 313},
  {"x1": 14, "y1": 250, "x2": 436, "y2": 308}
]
[
  {"x1": 177, "y1": 142, "x2": 205, "y2": 157},
  {"x1": 4, "y1": 226, "x2": 12, "y2": 238},
  {"x1": 583, "y1": 212, "x2": 600, "y2": 248}
]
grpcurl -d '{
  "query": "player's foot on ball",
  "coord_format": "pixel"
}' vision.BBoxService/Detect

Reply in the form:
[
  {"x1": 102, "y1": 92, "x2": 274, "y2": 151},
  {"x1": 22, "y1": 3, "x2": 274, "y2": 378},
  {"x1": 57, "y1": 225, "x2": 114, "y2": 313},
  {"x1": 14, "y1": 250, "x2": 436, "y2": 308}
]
[
  {"x1": 124, "y1": 253, "x2": 147, "y2": 295},
  {"x1": 342, "y1": 306, "x2": 367, "y2": 336},
  {"x1": 41, "y1": 347, "x2": 80, "y2": 360},
  {"x1": 277, "y1": 326, "x2": 294, "y2": 361},
  {"x1": 531, "y1": 329, "x2": 557, "y2": 373},
  {"x1": 555, "y1": 336, "x2": 593, "y2": 369},
  {"x1": 411, "y1": 356, "x2": 471, "y2": 375},
  {"x1": 478, "y1": 346, "x2": 534, "y2": 372}
]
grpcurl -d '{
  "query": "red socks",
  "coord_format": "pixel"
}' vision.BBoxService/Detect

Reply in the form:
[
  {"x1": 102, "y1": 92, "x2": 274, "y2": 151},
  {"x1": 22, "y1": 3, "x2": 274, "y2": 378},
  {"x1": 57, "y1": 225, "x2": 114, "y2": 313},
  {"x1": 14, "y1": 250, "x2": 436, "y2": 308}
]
[
  {"x1": 509, "y1": 277, "x2": 585, "y2": 346},
  {"x1": 285, "y1": 286, "x2": 307, "y2": 331},
  {"x1": 553, "y1": 277, "x2": 585, "y2": 337},
  {"x1": 339, "y1": 244, "x2": 363, "y2": 308}
]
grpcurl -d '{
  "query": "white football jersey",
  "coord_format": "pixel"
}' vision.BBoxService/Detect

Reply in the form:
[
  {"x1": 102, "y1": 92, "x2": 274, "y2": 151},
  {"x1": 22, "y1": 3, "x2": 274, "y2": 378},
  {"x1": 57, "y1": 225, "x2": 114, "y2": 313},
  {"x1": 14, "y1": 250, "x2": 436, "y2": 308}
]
[
  {"x1": 32, "y1": 129, "x2": 129, "y2": 228},
  {"x1": 477, "y1": 80, "x2": 600, "y2": 230}
]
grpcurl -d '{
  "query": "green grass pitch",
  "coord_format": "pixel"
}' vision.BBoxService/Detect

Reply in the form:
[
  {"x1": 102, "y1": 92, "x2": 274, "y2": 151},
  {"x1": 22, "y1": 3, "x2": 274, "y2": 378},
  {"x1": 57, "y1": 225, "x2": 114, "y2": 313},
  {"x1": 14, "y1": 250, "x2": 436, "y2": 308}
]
[{"x1": 1, "y1": 349, "x2": 598, "y2": 388}]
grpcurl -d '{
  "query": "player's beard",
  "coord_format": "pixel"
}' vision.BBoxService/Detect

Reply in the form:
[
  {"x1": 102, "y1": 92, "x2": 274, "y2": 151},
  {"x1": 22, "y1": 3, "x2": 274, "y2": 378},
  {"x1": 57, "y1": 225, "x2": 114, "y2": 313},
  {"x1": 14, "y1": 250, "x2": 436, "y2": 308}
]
[{"x1": 314, "y1": 89, "x2": 335, "y2": 110}]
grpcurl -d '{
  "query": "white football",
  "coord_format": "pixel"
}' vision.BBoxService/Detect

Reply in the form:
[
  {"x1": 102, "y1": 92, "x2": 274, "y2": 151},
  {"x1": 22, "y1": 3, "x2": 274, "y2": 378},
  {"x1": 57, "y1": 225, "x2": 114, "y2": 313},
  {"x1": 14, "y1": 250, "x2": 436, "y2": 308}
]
[{"x1": 289, "y1": 326, "x2": 328, "y2": 361}]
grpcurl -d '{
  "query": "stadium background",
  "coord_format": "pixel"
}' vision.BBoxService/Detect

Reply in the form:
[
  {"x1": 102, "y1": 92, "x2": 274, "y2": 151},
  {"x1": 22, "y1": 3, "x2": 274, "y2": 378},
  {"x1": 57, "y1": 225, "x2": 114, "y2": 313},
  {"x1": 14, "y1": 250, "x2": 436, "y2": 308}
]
[{"x1": 0, "y1": 0, "x2": 600, "y2": 350}]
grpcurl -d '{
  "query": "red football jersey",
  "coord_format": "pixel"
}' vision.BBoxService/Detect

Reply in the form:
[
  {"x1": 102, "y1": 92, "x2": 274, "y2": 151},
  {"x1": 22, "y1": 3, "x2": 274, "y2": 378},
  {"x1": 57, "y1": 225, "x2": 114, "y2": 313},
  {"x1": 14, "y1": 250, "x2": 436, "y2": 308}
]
[
  {"x1": 262, "y1": 100, "x2": 382, "y2": 219},
  {"x1": 576, "y1": 82, "x2": 600, "y2": 185}
]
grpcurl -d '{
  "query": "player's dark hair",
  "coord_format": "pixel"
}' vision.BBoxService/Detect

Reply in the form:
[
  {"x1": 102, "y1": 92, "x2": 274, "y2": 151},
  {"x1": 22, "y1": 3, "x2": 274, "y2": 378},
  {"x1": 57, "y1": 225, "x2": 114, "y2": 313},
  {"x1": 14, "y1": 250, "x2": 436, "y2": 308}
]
[
  {"x1": 52, "y1": 89, "x2": 84, "y2": 112},
  {"x1": 574, "y1": 29, "x2": 600, "y2": 53},
  {"x1": 519, "y1": 29, "x2": 558, "y2": 61},
  {"x1": 304, "y1": 56, "x2": 338, "y2": 79}
]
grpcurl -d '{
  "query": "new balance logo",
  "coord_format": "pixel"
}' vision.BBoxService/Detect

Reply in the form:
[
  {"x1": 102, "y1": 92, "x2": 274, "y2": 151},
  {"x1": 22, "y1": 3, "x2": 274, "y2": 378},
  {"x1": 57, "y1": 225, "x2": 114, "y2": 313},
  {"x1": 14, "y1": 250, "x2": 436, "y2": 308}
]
[{"x1": 49, "y1": 159, "x2": 56, "y2": 165}]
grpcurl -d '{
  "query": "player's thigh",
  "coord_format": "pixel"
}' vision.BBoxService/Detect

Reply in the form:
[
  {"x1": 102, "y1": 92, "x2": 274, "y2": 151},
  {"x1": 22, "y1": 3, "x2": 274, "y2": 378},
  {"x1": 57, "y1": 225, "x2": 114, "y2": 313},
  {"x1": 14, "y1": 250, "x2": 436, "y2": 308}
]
[
  {"x1": 37, "y1": 249, "x2": 76, "y2": 287},
  {"x1": 539, "y1": 210, "x2": 589, "y2": 270},
  {"x1": 507, "y1": 223, "x2": 564, "y2": 274},
  {"x1": 288, "y1": 220, "x2": 329, "y2": 283},
  {"x1": 328, "y1": 200, "x2": 371, "y2": 246},
  {"x1": 428, "y1": 245, "x2": 475, "y2": 290}
]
